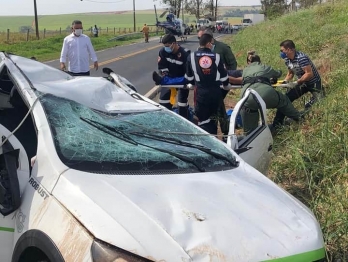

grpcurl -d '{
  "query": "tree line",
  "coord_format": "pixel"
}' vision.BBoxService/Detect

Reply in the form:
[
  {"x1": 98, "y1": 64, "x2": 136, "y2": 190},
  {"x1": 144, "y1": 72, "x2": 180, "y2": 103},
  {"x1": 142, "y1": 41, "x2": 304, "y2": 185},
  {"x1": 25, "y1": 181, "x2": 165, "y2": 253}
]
[
  {"x1": 160, "y1": 0, "x2": 221, "y2": 20},
  {"x1": 261, "y1": 0, "x2": 334, "y2": 18},
  {"x1": 159, "y1": 0, "x2": 334, "y2": 20}
]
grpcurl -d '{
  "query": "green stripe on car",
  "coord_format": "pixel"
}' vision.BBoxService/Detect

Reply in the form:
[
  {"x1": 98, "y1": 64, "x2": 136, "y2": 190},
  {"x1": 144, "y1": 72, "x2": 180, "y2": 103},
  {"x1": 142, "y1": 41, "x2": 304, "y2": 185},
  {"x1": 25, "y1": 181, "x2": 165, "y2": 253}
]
[
  {"x1": 0, "y1": 227, "x2": 15, "y2": 232},
  {"x1": 262, "y1": 248, "x2": 325, "y2": 262}
]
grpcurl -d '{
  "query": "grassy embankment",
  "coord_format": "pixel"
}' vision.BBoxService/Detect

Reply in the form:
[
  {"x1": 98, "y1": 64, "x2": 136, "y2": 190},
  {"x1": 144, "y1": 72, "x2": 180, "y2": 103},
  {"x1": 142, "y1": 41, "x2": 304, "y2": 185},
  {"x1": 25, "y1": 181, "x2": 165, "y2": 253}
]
[{"x1": 224, "y1": 1, "x2": 348, "y2": 261}]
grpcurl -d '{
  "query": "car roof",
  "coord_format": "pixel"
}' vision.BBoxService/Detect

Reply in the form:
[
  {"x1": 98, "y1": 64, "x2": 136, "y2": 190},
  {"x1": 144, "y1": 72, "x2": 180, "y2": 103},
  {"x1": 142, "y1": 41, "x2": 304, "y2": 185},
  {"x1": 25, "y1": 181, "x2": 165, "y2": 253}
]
[{"x1": 3, "y1": 53, "x2": 159, "y2": 113}]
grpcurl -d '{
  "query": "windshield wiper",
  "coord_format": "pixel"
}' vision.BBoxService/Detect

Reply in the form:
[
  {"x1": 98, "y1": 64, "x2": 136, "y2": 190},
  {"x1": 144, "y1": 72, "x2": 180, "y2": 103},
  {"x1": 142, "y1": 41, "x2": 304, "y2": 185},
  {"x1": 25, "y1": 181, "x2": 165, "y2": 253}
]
[
  {"x1": 139, "y1": 143, "x2": 205, "y2": 172},
  {"x1": 80, "y1": 117, "x2": 205, "y2": 172},
  {"x1": 130, "y1": 132, "x2": 239, "y2": 167},
  {"x1": 80, "y1": 117, "x2": 138, "y2": 145}
]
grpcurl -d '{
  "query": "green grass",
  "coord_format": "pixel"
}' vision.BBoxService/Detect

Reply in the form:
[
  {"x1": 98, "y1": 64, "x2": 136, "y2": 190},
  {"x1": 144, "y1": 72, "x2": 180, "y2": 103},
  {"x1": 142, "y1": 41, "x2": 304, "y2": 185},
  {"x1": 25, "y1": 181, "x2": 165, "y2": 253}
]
[
  {"x1": 0, "y1": 31, "x2": 158, "y2": 61},
  {"x1": 223, "y1": 1, "x2": 348, "y2": 260}
]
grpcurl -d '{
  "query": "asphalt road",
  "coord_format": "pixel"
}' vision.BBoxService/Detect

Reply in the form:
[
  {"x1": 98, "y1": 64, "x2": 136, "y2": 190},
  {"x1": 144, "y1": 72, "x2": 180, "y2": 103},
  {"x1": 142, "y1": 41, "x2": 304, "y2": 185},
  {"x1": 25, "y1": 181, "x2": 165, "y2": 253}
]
[{"x1": 45, "y1": 33, "x2": 224, "y2": 95}]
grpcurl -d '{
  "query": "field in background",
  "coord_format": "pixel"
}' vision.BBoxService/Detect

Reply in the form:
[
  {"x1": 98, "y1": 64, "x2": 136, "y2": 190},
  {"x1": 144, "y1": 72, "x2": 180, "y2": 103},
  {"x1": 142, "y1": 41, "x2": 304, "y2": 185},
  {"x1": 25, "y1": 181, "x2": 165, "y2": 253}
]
[
  {"x1": 224, "y1": 1, "x2": 348, "y2": 260},
  {"x1": 0, "y1": 31, "x2": 158, "y2": 61},
  {"x1": 0, "y1": 5, "x2": 257, "y2": 32}
]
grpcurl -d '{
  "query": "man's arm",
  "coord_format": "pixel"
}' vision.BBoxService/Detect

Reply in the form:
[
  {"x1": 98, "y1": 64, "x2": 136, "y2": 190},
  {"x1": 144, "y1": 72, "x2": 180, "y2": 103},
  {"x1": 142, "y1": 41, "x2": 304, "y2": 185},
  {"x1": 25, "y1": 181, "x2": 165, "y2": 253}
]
[
  {"x1": 297, "y1": 56, "x2": 314, "y2": 85},
  {"x1": 87, "y1": 38, "x2": 98, "y2": 70},
  {"x1": 228, "y1": 76, "x2": 242, "y2": 85},
  {"x1": 158, "y1": 50, "x2": 169, "y2": 75},
  {"x1": 185, "y1": 54, "x2": 195, "y2": 85},
  {"x1": 59, "y1": 38, "x2": 68, "y2": 70},
  {"x1": 284, "y1": 69, "x2": 295, "y2": 81},
  {"x1": 223, "y1": 45, "x2": 237, "y2": 70},
  {"x1": 217, "y1": 54, "x2": 229, "y2": 87}
]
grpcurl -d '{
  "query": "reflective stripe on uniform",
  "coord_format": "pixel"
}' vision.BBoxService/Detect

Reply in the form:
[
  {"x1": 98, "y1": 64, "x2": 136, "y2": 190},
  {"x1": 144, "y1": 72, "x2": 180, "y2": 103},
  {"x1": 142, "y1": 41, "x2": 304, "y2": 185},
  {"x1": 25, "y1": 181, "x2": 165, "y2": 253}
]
[
  {"x1": 166, "y1": 58, "x2": 183, "y2": 65},
  {"x1": 198, "y1": 119, "x2": 211, "y2": 126},
  {"x1": 215, "y1": 53, "x2": 221, "y2": 81},
  {"x1": 191, "y1": 52, "x2": 200, "y2": 82},
  {"x1": 220, "y1": 75, "x2": 229, "y2": 82},
  {"x1": 185, "y1": 73, "x2": 194, "y2": 81},
  {"x1": 178, "y1": 102, "x2": 188, "y2": 107},
  {"x1": 159, "y1": 99, "x2": 171, "y2": 104}
]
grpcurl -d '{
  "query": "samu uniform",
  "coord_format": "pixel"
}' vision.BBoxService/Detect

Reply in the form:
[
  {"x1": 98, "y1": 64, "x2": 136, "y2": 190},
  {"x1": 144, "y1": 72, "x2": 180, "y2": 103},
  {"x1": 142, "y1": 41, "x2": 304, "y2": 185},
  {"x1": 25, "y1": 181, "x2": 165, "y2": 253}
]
[
  {"x1": 157, "y1": 46, "x2": 191, "y2": 118},
  {"x1": 241, "y1": 62, "x2": 301, "y2": 135},
  {"x1": 185, "y1": 48, "x2": 229, "y2": 135}
]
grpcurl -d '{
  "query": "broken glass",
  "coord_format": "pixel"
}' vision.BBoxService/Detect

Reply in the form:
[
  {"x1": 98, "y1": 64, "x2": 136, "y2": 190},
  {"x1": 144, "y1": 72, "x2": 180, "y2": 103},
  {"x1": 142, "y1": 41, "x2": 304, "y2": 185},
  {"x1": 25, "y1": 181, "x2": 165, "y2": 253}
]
[{"x1": 38, "y1": 93, "x2": 237, "y2": 174}]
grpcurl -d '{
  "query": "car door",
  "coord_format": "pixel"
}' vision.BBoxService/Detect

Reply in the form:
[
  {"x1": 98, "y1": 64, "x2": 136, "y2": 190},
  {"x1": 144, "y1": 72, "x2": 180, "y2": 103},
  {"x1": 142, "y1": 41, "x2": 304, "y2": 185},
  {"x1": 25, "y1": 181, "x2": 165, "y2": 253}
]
[
  {"x1": 227, "y1": 88, "x2": 273, "y2": 174},
  {"x1": 0, "y1": 124, "x2": 30, "y2": 262}
]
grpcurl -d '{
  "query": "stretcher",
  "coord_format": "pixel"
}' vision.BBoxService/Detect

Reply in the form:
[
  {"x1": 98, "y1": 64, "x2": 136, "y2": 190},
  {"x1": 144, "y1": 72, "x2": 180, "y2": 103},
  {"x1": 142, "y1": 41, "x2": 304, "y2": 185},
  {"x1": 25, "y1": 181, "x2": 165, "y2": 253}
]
[
  {"x1": 159, "y1": 84, "x2": 243, "y2": 106},
  {"x1": 159, "y1": 81, "x2": 297, "y2": 107}
]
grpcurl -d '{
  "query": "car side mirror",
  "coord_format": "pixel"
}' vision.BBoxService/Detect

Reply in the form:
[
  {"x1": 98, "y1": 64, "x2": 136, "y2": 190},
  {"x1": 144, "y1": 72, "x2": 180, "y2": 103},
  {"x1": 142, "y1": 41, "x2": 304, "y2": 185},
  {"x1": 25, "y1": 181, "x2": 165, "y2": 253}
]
[{"x1": 0, "y1": 138, "x2": 21, "y2": 216}]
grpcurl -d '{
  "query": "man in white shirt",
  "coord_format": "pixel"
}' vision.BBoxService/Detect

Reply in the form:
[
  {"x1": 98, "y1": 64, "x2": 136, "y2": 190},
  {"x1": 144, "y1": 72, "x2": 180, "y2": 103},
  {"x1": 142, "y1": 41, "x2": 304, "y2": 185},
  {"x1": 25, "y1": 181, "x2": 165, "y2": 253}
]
[{"x1": 60, "y1": 20, "x2": 98, "y2": 76}]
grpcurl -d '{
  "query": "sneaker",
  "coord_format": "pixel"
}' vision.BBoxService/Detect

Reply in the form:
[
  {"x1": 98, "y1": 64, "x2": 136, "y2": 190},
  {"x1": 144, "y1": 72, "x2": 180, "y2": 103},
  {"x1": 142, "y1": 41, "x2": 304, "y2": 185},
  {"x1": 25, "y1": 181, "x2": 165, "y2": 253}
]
[
  {"x1": 152, "y1": 71, "x2": 162, "y2": 85},
  {"x1": 304, "y1": 91, "x2": 323, "y2": 109}
]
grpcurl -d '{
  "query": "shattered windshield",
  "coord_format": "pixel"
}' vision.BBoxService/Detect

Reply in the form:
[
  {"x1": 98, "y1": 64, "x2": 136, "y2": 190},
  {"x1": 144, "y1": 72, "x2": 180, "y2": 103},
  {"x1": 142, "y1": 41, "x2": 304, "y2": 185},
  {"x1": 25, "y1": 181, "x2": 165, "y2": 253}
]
[{"x1": 39, "y1": 94, "x2": 237, "y2": 174}]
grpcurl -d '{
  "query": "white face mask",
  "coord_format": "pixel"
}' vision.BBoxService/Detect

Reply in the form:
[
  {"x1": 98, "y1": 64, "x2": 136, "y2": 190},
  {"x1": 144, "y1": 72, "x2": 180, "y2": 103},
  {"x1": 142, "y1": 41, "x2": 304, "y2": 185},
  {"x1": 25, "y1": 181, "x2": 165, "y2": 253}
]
[{"x1": 74, "y1": 29, "x2": 83, "y2": 36}]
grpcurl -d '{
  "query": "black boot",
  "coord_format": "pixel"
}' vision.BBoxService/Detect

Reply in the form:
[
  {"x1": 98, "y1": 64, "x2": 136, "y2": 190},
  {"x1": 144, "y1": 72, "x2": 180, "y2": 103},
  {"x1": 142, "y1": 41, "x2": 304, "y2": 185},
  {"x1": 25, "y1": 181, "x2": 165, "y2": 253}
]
[{"x1": 152, "y1": 71, "x2": 162, "y2": 85}]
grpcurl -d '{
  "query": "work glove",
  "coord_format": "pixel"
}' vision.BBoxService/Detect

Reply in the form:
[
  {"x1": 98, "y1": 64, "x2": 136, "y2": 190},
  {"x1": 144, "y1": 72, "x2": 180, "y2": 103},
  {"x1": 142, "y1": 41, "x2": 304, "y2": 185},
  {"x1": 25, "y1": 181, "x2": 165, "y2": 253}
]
[{"x1": 287, "y1": 81, "x2": 298, "y2": 89}]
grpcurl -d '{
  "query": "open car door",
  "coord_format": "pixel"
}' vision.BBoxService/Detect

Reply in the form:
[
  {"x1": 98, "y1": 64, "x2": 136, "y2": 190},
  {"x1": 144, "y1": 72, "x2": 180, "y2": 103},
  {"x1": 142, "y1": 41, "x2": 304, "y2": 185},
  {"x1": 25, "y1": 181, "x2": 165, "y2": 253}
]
[{"x1": 227, "y1": 88, "x2": 273, "y2": 174}]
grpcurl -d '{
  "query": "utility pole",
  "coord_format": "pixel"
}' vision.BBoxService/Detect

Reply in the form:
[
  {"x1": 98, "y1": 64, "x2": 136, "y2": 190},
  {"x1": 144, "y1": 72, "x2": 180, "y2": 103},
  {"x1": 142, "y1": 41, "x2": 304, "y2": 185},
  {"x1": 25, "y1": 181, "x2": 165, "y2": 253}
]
[
  {"x1": 133, "y1": 0, "x2": 136, "y2": 32},
  {"x1": 182, "y1": 0, "x2": 184, "y2": 22},
  {"x1": 215, "y1": 0, "x2": 218, "y2": 21},
  {"x1": 34, "y1": 0, "x2": 39, "y2": 39}
]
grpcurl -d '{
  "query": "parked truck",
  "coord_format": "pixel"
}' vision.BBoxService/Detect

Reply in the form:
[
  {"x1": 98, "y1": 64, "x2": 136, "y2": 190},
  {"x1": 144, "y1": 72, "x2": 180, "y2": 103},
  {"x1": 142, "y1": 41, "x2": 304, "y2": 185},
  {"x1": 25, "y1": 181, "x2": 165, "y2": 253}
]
[
  {"x1": 196, "y1": 15, "x2": 216, "y2": 31},
  {"x1": 242, "y1": 14, "x2": 265, "y2": 27}
]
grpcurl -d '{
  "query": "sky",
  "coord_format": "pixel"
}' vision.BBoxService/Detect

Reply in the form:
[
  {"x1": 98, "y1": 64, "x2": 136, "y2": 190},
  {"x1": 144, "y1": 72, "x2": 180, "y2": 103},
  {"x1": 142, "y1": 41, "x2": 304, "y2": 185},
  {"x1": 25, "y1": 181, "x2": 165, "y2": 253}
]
[{"x1": 0, "y1": 0, "x2": 261, "y2": 16}]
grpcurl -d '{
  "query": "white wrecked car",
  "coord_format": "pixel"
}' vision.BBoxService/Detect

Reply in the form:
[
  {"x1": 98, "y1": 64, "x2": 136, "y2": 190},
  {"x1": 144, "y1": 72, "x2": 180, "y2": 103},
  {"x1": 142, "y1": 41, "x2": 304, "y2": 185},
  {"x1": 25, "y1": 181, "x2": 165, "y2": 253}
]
[{"x1": 0, "y1": 52, "x2": 326, "y2": 262}]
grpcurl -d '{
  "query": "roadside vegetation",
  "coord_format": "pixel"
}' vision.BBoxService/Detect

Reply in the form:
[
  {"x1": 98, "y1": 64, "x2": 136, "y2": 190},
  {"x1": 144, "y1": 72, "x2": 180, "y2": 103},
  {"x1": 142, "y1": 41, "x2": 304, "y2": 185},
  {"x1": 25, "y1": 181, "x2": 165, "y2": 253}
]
[
  {"x1": 224, "y1": 1, "x2": 348, "y2": 260},
  {"x1": 0, "y1": 32, "x2": 158, "y2": 61}
]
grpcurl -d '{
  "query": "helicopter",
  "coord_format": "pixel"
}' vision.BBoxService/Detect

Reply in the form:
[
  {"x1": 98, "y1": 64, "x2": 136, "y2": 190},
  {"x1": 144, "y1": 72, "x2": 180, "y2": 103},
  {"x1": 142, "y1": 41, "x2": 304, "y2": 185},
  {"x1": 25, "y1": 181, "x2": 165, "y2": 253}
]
[{"x1": 150, "y1": 5, "x2": 187, "y2": 42}]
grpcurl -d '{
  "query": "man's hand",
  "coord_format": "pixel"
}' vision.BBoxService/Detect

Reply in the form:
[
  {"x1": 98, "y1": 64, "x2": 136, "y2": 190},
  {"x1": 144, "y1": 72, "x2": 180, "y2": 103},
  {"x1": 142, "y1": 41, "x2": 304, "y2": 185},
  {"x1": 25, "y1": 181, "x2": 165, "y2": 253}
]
[
  {"x1": 60, "y1": 62, "x2": 66, "y2": 71},
  {"x1": 94, "y1": 61, "x2": 99, "y2": 71},
  {"x1": 287, "y1": 81, "x2": 298, "y2": 88}
]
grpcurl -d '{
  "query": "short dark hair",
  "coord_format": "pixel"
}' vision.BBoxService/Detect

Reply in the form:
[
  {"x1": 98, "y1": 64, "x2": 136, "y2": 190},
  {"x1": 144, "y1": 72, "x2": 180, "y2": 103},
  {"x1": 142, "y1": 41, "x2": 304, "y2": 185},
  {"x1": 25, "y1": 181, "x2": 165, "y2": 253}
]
[
  {"x1": 247, "y1": 50, "x2": 261, "y2": 63},
  {"x1": 198, "y1": 27, "x2": 213, "y2": 37},
  {"x1": 199, "y1": 33, "x2": 213, "y2": 46},
  {"x1": 280, "y1": 40, "x2": 296, "y2": 49},
  {"x1": 72, "y1": 20, "x2": 82, "y2": 26},
  {"x1": 162, "y1": 34, "x2": 176, "y2": 44}
]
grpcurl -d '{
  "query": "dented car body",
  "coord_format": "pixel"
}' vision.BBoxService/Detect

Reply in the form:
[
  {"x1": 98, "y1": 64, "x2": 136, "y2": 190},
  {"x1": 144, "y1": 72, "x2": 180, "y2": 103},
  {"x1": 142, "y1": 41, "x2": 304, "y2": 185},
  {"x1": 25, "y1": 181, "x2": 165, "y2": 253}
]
[{"x1": 0, "y1": 52, "x2": 326, "y2": 262}]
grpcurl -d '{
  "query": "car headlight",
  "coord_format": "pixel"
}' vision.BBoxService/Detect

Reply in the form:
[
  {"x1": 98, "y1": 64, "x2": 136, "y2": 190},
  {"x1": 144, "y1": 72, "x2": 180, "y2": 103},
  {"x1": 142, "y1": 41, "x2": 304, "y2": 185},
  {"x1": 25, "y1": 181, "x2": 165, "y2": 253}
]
[{"x1": 91, "y1": 239, "x2": 153, "y2": 262}]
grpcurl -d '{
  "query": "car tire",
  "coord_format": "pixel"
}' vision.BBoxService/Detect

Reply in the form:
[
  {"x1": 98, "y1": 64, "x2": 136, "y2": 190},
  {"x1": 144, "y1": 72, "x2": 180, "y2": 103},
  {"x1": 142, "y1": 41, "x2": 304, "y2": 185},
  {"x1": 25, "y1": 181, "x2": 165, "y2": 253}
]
[{"x1": 12, "y1": 230, "x2": 64, "y2": 262}]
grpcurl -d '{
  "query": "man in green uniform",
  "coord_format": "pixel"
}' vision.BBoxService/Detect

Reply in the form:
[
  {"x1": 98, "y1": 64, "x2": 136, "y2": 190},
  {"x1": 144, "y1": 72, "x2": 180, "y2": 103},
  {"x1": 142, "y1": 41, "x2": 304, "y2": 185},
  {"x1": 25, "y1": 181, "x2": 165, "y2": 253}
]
[
  {"x1": 241, "y1": 52, "x2": 301, "y2": 135},
  {"x1": 197, "y1": 27, "x2": 237, "y2": 71}
]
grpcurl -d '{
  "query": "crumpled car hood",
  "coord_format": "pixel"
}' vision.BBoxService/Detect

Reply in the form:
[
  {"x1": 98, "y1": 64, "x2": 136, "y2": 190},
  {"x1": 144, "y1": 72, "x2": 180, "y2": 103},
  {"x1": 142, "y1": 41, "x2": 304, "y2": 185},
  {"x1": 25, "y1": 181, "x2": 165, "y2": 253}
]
[{"x1": 53, "y1": 163, "x2": 324, "y2": 261}]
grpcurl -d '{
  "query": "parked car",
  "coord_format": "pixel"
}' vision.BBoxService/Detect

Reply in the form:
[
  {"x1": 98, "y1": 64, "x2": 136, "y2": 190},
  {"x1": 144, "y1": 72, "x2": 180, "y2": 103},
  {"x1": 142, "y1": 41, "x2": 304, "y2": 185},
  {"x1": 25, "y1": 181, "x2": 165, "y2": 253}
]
[
  {"x1": 0, "y1": 52, "x2": 326, "y2": 262},
  {"x1": 232, "y1": 24, "x2": 242, "y2": 30}
]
